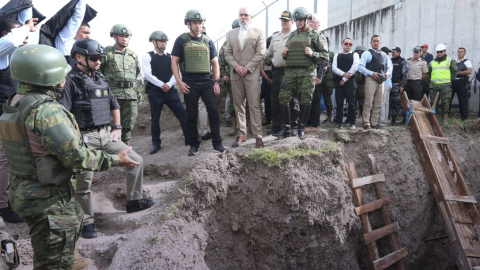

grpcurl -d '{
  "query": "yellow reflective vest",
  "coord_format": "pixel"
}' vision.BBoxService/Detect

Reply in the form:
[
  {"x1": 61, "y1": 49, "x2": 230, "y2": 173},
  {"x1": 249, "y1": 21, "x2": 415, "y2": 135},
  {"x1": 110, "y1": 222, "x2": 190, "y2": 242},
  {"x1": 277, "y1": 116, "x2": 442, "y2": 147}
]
[{"x1": 431, "y1": 57, "x2": 451, "y2": 84}]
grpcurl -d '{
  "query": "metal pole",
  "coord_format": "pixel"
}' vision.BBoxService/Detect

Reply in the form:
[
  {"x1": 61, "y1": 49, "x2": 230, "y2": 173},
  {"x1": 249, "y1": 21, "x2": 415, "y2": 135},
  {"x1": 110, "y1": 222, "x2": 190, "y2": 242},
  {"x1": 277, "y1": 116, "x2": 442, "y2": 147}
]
[
  {"x1": 262, "y1": 1, "x2": 268, "y2": 39},
  {"x1": 314, "y1": 0, "x2": 317, "y2": 14},
  {"x1": 287, "y1": 0, "x2": 289, "y2": 11}
]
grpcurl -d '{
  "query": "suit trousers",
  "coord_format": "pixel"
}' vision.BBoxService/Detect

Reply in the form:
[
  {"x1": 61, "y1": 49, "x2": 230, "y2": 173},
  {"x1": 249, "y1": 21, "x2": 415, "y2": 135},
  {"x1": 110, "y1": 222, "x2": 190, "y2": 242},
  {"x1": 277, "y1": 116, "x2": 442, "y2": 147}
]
[
  {"x1": 232, "y1": 77, "x2": 263, "y2": 138},
  {"x1": 76, "y1": 126, "x2": 144, "y2": 225},
  {"x1": 363, "y1": 76, "x2": 384, "y2": 127},
  {"x1": 379, "y1": 84, "x2": 391, "y2": 125},
  {"x1": 334, "y1": 80, "x2": 356, "y2": 125}
]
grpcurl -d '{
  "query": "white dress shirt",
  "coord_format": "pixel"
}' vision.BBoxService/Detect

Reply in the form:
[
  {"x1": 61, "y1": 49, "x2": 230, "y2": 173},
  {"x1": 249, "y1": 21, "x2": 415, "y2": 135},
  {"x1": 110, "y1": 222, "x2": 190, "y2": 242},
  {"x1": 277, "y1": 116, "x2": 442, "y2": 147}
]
[
  {"x1": 142, "y1": 51, "x2": 176, "y2": 88},
  {"x1": 55, "y1": 0, "x2": 86, "y2": 55},
  {"x1": 332, "y1": 52, "x2": 359, "y2": 81},
  {"x1": 238, "y1": 26, "x2": 248, "y2": 49}
]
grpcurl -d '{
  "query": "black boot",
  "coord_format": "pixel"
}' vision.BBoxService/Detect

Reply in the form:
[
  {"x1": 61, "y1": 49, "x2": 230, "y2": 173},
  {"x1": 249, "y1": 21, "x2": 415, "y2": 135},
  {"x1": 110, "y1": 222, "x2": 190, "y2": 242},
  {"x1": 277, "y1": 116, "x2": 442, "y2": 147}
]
[
  {"x1": 400, "y1": 116, "x2": 406, "y2": 125},
  {"x1": 298, "y1": 104, "x2": 312, "y2": 140},
  {"x1": 391, "y1": 115, "x2": 397, "y2": 126},
  {"x1": 273, "y1": 105, "x2": 291, "y2": 138}
]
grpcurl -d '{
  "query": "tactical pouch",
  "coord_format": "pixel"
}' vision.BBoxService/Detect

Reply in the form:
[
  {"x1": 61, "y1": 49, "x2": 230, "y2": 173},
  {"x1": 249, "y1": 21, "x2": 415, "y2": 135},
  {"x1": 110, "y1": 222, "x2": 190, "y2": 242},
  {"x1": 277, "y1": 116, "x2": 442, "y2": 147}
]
[
  {"x1": 376, "y1": 73, "x2": 386, "y2": 84},
  {"x1": 184, "y1": 46, "x2": 210, "y2": 73},
  {"x1": 35, "y1": 156, "x2": 73, "y2": 186},
  {"x1": 286, "y1": 40, "x2": 311, "y2": 68},
  {"x1": 0, "y1": 230, "x2": 20, "y2": 269}
]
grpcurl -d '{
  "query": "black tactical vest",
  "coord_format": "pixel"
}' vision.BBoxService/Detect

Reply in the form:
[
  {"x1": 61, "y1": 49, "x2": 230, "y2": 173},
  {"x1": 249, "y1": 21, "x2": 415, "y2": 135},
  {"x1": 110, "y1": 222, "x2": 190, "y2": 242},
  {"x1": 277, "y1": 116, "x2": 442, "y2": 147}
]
[
  {"x1": 69, "y1": 72, "x2": 111, "y2": 129},
  {"x1": 366, "y1": 49, "x2": 387, "y2": 74},
  {"x1": 333, "y1": 53, "x2": 354, "y2": 82},
  {"x1": 148, "y1": 51, "x2": 174, "y2": 86},
  {"x1": 391, "y1": 57, "x2": 404, "y2": 84},
  {"x1": 456, "y1": 59, "x2": 468, "y2": 79}
]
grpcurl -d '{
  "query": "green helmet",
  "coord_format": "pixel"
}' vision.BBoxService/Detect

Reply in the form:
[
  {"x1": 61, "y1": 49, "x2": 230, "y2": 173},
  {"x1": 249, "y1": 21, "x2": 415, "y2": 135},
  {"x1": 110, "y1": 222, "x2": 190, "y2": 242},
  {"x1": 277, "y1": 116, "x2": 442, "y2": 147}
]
[
  {"x1": 329, "y1": 52, "x2": 335, "y2": 58},
  {"x1": 354, "y1": 45, "x2": 366, "y2": 52},
  {"x1": 184, "y1": 9, "x2": 206, "y2": 25},
  {"x1": 10, "y1": 44, "x2": 71, "y2": 87},
  {"x1": 149, "y1": 31, "x2": 168, "y2": 42},
  {"x1": 110, "y1": 24, "x2": 132, "y2": 37},
  {"x1": 293, "y1": 7, "x2": 312, "y2": 20},
  {"x1": 231, "y1": 19, "x2": 240, "y2": 29}
]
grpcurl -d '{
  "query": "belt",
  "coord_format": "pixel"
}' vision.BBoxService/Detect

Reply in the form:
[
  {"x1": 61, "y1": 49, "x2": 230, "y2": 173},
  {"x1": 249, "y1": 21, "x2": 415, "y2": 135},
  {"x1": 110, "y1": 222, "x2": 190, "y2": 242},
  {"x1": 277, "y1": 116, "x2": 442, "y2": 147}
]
[
  {"x1": 113, "y1": 81, "x2": 134, "y2": 88},
  {"x1": 80, "y1": 125, "x2": 107, "y2": 132},
  {"x1": 407, "y1": 79, "x2": 421, "y2": 82}
]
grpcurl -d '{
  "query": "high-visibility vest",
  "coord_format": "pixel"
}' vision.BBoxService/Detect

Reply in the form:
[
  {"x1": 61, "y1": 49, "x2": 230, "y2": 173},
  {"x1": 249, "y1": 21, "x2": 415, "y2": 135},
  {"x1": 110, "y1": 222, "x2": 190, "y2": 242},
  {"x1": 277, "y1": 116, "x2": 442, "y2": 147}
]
[{"x1": 431, "y1": 57, "x2": 452, "y2": 84}]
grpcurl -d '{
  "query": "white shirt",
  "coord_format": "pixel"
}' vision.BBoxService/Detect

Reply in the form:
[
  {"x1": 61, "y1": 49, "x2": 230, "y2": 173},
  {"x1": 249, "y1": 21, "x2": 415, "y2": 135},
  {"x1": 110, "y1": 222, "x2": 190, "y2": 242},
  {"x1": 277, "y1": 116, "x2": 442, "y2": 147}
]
[
  {"x1": 142, "y1": 51, "x2": 176, "y2": 88},
  {"x1": 456, "y1": 58, "x2": 473, "y2": 68},
  {"x1": 332, "y1": 52, "x2": 359, "y2": 81},
  {"x1": 54, "y1": 0, "x2": 86, "y2": 55},
  {"x1": 238, "y1": 26, "x2": 249, "y2": 49},
  {"x1": 0, "y1": 26, "x2": 30, "y2": 69}
]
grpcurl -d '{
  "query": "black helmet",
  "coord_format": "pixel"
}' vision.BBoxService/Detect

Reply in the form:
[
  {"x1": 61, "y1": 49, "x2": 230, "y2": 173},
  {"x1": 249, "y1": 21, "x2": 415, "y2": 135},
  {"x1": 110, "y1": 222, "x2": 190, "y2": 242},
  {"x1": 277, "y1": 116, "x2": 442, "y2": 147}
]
[{"x1": 70, "y1": 39, "x2": 105, "y2": 59}]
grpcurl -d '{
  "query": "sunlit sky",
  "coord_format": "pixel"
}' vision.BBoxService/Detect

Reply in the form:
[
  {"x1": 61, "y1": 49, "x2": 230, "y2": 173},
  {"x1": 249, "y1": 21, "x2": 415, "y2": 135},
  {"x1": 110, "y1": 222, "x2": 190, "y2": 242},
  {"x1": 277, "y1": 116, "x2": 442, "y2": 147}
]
[{"x1": 30, "y1": 0, "x2": 328, "y2": 55}]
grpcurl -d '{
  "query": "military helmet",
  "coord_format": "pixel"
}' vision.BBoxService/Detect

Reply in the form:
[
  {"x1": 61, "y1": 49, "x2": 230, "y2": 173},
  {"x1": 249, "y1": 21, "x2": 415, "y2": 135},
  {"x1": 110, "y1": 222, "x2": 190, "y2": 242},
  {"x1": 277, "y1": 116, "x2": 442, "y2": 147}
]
[
  {"x1": 70, "y1": 39, "x2": 105, "y2": 59},
  {"x1": 328, "y1": 52, "x2": 335, "y2": 58},
  {"x1": 354, "y1": 45, "x2": 366, "y2": 52},
  {"x1": 10, "y1": 44, "x2": 71, "y2": 87},
  {"x1": 149, "y1": 31, "x2": 168, "y2": 42},
  {"x1": 110, "y1": 24, "x2": 132, "y2": 37},
  {"x1": 184, "y1": 9, "x2": 206, "y2": 25},
  {"x1": 292, "y1": 7, "x2": 312, "y2": 20},
  {"x1": 232, "y1": 19, "x2": 240, "y2": 29}
]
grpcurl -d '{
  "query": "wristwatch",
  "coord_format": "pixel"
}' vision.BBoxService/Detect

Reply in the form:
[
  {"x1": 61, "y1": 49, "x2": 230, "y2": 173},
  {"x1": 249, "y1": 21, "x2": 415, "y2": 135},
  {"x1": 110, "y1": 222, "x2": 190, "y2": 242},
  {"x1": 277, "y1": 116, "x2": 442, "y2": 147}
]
[
  {"x1": 214, "y1": 79, "x2": 221, "y2": 84},
  {"x1": 113, "y1": 125, "x2": 122, "y2": 130},
  {"x1": 311, "y1": 52, "x2": 317, "y2": 58}
]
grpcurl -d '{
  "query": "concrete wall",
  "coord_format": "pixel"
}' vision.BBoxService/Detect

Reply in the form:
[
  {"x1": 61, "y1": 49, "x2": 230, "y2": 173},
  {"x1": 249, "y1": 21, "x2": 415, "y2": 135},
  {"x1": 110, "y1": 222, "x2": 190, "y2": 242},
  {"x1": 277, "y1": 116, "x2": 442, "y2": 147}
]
[{"x1": 324, "y1": 0, "x2": 480, "y2": 112}]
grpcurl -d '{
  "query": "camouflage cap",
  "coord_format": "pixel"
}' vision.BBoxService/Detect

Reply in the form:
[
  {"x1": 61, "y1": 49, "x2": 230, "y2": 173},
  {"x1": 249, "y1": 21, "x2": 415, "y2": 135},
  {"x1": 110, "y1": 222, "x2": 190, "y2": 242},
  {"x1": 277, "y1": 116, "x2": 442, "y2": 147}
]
[
  {"x1": 11, "y1": 44, "x2": 71, "y2": 87},
  {"x1": 149, "y1": 31, "x2": 168, "y2": 42},
  {"x1": 110, "y1": 24, "x2": 132, "y2": 37}
]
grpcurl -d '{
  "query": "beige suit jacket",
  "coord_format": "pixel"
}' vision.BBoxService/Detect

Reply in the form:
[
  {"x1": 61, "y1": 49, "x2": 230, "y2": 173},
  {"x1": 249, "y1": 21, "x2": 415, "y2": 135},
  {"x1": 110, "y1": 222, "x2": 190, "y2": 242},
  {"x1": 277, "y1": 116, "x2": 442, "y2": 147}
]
[{"x1": 225, "y1": 27, "x2": 266, "y2": 81}]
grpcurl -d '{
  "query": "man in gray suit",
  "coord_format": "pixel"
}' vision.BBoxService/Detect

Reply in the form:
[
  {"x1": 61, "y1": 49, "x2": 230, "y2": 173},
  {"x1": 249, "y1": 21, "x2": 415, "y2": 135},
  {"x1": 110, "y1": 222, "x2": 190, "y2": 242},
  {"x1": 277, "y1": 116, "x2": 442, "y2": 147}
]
[{"x1": 225, "y1": 7, "x2": 266, "y2": 148}]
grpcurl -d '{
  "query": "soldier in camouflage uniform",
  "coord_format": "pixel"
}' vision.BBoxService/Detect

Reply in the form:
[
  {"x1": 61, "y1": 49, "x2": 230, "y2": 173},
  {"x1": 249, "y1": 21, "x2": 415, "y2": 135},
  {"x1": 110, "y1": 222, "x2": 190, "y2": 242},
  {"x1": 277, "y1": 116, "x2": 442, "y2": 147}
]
[
  {"x1": 101, "y1": 24, "x2": 141, "y2": 144},
  {"x1": 274, "y1": 7, "x2": 328, "y2": 140},
  {"x1": 354, "y1": 46, "x2": 366, "y2": 118},
  {"x1": 320, "y1": 52, "x2": 334, "y2": 124},
  {"x1": 0, "y1": 45, "x2": 138, "y2": 270}
]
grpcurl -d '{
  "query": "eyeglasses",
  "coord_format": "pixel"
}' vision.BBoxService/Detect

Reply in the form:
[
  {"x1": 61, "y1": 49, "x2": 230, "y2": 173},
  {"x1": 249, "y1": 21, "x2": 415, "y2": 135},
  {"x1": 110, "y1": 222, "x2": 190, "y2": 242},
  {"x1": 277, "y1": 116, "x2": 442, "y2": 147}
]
[
  {"x1": 88, "y1": 57, "x2": 102, "y2": 62},
  {"x1": 436, "y1": 51, "x2": 444, "y2": 54},
  {"x1": 239, "y1": 13, "x2": 250, "y2": 17},
  {"x1": 344, "y1": 43, "x2": 352, "y2": 46},
  {"x1": 413, "y1": 51, "x2": 420, "y2": 53}
]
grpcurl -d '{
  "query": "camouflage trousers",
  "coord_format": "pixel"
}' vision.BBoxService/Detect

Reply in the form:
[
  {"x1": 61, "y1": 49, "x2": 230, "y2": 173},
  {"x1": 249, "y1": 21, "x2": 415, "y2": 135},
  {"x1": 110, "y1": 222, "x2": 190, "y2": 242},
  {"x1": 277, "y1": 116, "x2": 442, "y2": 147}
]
[
  {"x1": 117, "y1": 99, "x2": 138, "y2": 143},
  {"x1": 322, "y1": 85, "x2": 333, "y2": 116},
  {"x1": 279, "y1": 75, "x2": 316, "y2": 106},
  {"x1": 9, "y1": 178, "x2": 82, "y2": 269},
  {"x1": 389, "y1": 83, "x2": 402, "y2": 116},
  {"x1": 429, "y1": 83, "x2": 452, "y2": 115},
  {"x1": 355, "y1": 84, "x2": 365, "y2": 114}
]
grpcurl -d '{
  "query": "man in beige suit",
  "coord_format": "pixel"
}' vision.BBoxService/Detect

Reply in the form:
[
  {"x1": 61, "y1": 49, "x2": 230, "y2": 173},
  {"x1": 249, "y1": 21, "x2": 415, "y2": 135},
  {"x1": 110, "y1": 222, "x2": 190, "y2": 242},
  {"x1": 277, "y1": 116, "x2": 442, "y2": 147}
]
[{"x1": 225, "y1": 7, "x2": 266, "y2": 148}]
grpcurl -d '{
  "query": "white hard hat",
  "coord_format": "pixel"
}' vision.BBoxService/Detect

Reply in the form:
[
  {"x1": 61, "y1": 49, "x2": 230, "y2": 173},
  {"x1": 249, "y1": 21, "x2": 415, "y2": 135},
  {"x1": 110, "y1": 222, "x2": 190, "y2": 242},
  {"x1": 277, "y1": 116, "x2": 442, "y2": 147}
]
[{"x1": 436, "y1": 43, "x2": 447, "y2": 51}]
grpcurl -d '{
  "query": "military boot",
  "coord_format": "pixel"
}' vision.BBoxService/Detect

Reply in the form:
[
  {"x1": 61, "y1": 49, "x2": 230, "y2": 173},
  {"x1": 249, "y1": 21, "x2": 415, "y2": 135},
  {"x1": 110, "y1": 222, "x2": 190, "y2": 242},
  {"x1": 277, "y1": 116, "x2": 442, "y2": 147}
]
[
  {"x1": 391, "y1": 115, "x2": 397, "y2": 126},
  {"x1": 228, "y1": 118, "x2": 237, "y2": 136},
  {"x1": 273, "y1": 105, "x2": 291, "y2": 138},
  {"x1": 298, "y1": 104, "x2": 312, "y2": 140},
  {"x1": 73, "y1": 245, "x2": 92, "y2": 270}
]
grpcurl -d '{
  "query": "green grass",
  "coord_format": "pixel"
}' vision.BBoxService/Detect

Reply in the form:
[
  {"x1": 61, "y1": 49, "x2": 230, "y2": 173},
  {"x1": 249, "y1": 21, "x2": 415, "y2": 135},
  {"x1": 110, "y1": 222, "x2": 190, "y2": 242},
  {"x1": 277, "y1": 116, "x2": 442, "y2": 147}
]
[{"x1": 247, "y1": 142, "x2": 340, "y2": 167}]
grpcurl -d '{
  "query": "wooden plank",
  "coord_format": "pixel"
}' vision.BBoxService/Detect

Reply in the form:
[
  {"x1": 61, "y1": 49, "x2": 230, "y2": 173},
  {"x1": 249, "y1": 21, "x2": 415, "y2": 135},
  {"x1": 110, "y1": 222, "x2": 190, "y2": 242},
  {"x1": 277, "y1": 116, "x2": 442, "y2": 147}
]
[
  {"x1": 373, "y1": 247, "x2": 408, "y2": 270},
  {"x1": 352, "y1": 173, "x2": 385, "y2": 188},
  {"x1": 445, "y1": 195, "x2": 477, "y2": 204},
  {"x1": 465, "y1": 250, "x2": 480, "y2": 258},
  {"x1": 354, "y1": 197, "x2": 390, "y2": 216},
  {"x1": 420, "y1": 134, "x2": 450, "y2": 144},
  {"x1": 414, "y1": 106, "x2": 433, "y2": 113},
  {"x1": 364, "y1": 222, "x2": 399, "y2": 245}
]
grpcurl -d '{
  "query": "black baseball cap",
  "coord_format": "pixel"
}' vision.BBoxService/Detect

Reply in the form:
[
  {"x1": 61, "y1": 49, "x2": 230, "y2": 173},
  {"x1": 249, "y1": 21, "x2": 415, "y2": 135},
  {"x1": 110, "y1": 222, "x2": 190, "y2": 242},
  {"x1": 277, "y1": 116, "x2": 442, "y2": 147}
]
[
  {"x1": 391, "y1": 46, "x2": 401, "y2": 52},
  {"x1": 279, "y1": 11, "x2": 292, "y2": 20},
  {"x1": 381, "y1": 47, "x2": 391, "y2": 54}
]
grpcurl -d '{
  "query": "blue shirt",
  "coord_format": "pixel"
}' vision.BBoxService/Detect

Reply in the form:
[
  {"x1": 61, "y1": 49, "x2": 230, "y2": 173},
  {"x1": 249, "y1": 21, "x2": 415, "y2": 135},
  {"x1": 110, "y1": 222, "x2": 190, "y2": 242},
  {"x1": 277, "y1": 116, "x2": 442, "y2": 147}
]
[
  {"x1": 358, "y1": 49, "x2": 393, "y2": 78},
  {"x1": 420, "y1": 53, "x2": 434, "y2": 65}
]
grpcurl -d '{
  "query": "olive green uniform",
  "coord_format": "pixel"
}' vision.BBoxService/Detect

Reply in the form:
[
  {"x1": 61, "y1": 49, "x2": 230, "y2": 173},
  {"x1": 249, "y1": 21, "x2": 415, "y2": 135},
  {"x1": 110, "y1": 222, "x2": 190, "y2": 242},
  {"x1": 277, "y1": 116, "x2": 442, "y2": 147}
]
[
  {"x1": 321, "y1": 65, "x2": 334, "y2": 117},
  {"x1": 101, "y1": 46, "x2": 140, "y2": 143}
]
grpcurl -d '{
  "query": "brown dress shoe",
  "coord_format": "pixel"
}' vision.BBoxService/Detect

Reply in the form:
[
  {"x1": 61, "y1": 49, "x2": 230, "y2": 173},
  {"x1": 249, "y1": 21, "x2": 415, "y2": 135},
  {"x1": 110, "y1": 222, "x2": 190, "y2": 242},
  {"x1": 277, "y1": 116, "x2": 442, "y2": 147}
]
[
  {"x1": 232, "y1": 136, "x2": 247, "y2": 147},
  {"x1": 255, "y1": 138, "x2": 264, "y2": 148}
]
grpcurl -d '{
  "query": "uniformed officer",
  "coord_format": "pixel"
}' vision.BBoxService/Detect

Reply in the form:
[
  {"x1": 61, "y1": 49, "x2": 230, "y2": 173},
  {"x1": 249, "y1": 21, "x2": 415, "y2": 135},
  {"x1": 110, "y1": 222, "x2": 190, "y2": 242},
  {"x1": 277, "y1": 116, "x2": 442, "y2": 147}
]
[
  {"x1": 274, "y1": 7, "x2": 328, "y2": 140},
  {"x1": 389, "y1": 46, "x2": 408, "y2": 125},
  {"x1": 58, "y1": 39, "x2": 155, "y2": 239},
  {"x1": 354, "y1": 46, "x2": 366, "y2": 118},
  {"x1": 143, "y1": 31, "x2": 189, "y2": 154},
  {"x1": 101, "y1": 24, "x2": 141, "y2": 144},
  {"x1": 405, "y1": 46, "x2": 428, "y2": 102},
  {"x1": 450, "y1": 47, "x2": 473, "y2": 121},
  {"x1": 428, "y1": 44, "x2": 458, "y2": 122},
  {"x1": 320, "y1": 52, "x2": 334, "y2": 124},
  {"x1": 0, "y1": 44, "x2": 138, "y2": 269},
  {"x1": 171, "y1": 9, "x2": 227, "y2": 155}
]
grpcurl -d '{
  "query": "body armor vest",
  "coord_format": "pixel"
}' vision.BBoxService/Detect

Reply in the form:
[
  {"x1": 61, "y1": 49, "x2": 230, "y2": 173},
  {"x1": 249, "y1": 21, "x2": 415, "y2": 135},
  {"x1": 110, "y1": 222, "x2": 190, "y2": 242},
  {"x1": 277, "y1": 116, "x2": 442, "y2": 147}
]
[
  {"x1": 365, "y1": 49, "x2": 387, "y2": 74},
  {"x1": 286, "y1": 32, "x2": 311, "y2": 68},
  {"x1": 391, "y1": 57, "x2": 404, "y2": 84},
  {"x1": 180, "y1": 33, "x2": 211, "y2": 74},
  {"x1": 0, "y1": 94, "x2": 72, "y2": 184},
  {"x1": 456, "y1": 59, "x2": 468, "y2": 79},
  {"x1": 69, "y1": 72, "x2": 111, "y2": 129}
]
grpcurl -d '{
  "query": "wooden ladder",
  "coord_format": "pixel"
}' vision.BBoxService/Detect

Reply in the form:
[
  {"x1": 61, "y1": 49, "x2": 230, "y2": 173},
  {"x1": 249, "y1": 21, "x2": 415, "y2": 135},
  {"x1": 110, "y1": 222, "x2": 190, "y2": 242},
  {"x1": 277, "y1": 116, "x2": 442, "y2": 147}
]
[
  {"x1": 400, "y1": 93, "x2": 480, "y2": 269},
  {"x1": 346, "y1": 155, "x2": 408, "y2": 270}
]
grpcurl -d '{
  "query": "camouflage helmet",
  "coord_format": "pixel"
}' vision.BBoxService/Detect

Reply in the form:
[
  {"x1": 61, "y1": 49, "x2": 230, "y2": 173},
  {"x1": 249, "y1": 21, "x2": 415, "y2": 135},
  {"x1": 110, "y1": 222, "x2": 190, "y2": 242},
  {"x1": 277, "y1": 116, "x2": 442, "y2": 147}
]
[
  {"x1": 354, "y1": 45, "x2": 367, "y2": 52},
  {"x1": 149, "y1": 31, "x2": 168, "y2": 42},
  {"x1": 70, "y1": 39, "x2": 105, "y2": 59},
  {"x1": 110, "y1": 24, "x2": 132, "y2": 37},
  {"x1": 184, "y1": 9, "x2": 206, "y2": 25},
  {"x1": 292, "y1": 7, "x2": 312, "y2": 20},
  {"x1": 232, "y1": 19, "x2": 240, "y2": 29},
  {"x1": 10, "y1": 44, "x2": 71, "y2": 87}
]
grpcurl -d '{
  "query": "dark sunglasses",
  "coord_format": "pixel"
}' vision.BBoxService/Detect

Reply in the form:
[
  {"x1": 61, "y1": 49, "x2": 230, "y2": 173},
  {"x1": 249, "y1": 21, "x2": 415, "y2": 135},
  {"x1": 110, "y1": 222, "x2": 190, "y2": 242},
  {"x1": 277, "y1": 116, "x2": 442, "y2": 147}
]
[
  {"x1": 88, "y1": 57, "x2": 102, "y2": 62},
  {"x1": 414, "y1": 51, "x2": 420, "y2": 53},
  {"x1": 436, "y1": 51, "x2": 444, "y2": 54},
  {"x1": 344, "y1": 43, "x2": 352, "y2": 46}
]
